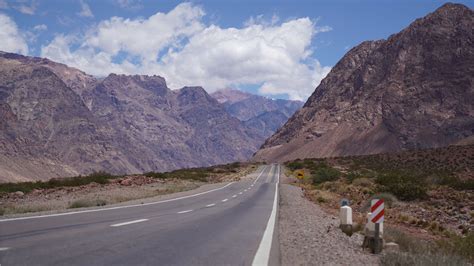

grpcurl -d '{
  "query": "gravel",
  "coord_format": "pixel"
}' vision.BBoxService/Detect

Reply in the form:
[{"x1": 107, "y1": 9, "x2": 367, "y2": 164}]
[{"x1": 278, "y1": 176, "x2": 380, "y2": 265}]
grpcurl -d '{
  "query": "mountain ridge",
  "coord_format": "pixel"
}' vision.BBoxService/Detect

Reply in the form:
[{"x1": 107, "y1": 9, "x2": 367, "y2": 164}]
[{"x1": 254, "y1": 3, "x2": 474, "y2": 162}]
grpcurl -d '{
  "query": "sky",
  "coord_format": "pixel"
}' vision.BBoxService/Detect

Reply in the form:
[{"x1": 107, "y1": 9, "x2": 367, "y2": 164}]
[{"x1": 0, "y1": 0, "x2": 472, "y2": 100}]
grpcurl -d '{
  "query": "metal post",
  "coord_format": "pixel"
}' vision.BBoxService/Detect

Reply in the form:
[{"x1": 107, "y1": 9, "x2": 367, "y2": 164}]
[{"x1": 374, "y1": 223, "x2": 381, "y2": 254}]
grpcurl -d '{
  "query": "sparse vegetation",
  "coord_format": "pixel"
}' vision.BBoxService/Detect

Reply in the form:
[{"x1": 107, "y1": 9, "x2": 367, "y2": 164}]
[
  {"x1": 375, "y1": 172, "x2": 427, "y2": 201},
  {"x1": 0, "y1": 171, "x2": 115, "y2": 194},
  {"x1": 69, "y1": 199, "x2": 107, "y2": 209}
]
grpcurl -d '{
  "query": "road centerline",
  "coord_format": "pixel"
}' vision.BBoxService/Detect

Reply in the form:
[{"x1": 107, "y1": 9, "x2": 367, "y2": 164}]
[
  {"x1": 110, "y1": 219, "x2": 149, "y2": 227},
  {"x1": 205, "y1": 203, "x2": 216, "y2": 207},
  {"x1": 177, "y1": 210, "x2": 193, "y2": 214}
]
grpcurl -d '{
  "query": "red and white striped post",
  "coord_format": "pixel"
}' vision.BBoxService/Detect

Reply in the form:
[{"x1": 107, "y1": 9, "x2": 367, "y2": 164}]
[{"x1": 370, "y1": 199, "x2": 384, "y2": 254}]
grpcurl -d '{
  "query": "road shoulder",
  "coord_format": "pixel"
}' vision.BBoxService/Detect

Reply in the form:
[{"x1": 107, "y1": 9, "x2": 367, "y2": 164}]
[{"x1": 278, "y1": 173, "x2": 379, "y2": 265}]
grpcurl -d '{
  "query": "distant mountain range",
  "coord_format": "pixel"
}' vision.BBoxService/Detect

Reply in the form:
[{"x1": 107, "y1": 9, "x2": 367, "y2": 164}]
[
  {"x1": 254, "y1": 3, "x2": 474, "y2": 162},
  {"x1": 0, "y1": 54, "x2": 300, "y2": 182},
  {"x1": 211, "y1": 89, "x2": 303, "y2": 141}
]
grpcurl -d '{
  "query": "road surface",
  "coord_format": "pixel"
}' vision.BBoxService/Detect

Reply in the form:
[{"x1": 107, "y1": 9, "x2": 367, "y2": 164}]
[{"x1": 0, "y1": 164, "x2": 280, "y2": 266}]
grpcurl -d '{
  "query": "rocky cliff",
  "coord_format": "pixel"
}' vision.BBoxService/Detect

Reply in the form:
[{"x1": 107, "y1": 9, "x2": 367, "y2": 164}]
[
  {"x1": 0, "y1": 54, "x2": 259, "y2": 182},
  {"x1": 254, "y1": 3, "x2": 474, "y2": 162}
]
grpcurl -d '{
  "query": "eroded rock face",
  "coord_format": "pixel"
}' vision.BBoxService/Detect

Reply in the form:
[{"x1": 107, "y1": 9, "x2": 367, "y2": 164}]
[
  {"x1": 0, "y1": 54, "x2": 260, "y2": 182},
  {"x1": 254, "y1": 3, "x2": 474, "y2": 162}
]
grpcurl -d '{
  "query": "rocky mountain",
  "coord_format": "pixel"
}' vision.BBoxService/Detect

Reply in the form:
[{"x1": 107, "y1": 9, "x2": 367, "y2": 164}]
[
  {"x1": 0, "y1": 53, "x2": 259, "y2": 182},
  {"x1": 211, "y1": 89, "x2": 303, "y2": 140},
  {"x1": 254, "y1": 3, "x2": 474, "y2": 162}
]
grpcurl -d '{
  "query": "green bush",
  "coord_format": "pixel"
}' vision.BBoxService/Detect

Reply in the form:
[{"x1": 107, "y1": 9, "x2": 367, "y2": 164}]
[
  {"x1": 0, "y1": 171, "x2": 115, "y2": 194},
  {"x1": 286, "y1": 161, "x2": 304, "y2": 170},
  {"x1": 376, "y1": 172, "x2": 427, "y2": 201},
  {"x1": 312, "y1": 166, "x2": 341, "y2": 185}
]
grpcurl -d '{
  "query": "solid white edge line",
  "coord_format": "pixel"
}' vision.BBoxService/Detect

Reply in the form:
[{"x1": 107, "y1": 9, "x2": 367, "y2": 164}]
[
  {"x1": 222, "y1": 199, "x2": 228, "y2": 202},
  {"x1": 0, "y1": 182, "x2": 235, "y2": 222},
  {"x1": 177, "y1": 210, "x2": 193, "y2": 214},
  {"x1": 252, "y1": 164, "x2": 280, "y2": 266},
  {"x1": 110, "y1": 219, "x2": 148, "y2": 227},
  {"x1": 206, "y1": 203, "x2": 216, "y2": 207}
]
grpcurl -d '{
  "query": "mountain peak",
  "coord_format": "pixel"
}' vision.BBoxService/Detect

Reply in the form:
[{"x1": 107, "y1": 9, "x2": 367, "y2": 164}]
[{"x1": 211, "y1": 89, "x2": 252, "y2": 104}]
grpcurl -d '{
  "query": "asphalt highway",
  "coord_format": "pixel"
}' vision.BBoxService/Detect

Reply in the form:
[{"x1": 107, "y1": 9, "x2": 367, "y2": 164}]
[{"x1": 0, "y1": 164, "x2": 280, "y2": 266}]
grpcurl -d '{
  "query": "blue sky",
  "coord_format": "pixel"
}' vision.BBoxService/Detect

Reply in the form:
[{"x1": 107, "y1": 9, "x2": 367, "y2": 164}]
[{"x1": 0, "y1": 0, "x2": 472, "y2": 99}]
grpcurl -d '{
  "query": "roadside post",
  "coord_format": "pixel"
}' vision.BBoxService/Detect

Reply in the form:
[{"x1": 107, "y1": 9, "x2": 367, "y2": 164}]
[
  {"x1": 369, "y1": 199, "x2": 384, "y2": 254},
  {"x1": 339, "y1": 198, "x2": 353, "y2": 236}
]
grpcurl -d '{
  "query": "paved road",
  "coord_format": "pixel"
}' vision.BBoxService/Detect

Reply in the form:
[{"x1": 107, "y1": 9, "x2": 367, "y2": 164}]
[{"x1": 0, "y1": 164, "x2": 280, "y2": 266}]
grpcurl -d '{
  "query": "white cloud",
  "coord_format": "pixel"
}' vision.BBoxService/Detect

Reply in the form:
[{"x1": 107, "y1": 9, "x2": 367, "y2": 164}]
[
  {"x1": 41, "y1": 3, "x2": 331, "y2": 100},
  {"x1": 78, "y1": 0, "x2": 93, "y2": 18},
  {"x1": 33, "y1": 24, "x2": 47, "y2": 31},
  {"x1": 116, "y1": 0, "x2": 143, "y2": 11},
  {"x1": 0, "y1": 13, "x2": 28, "y2": 54},
  {"x1": 15, "y1": 1, "x2": 36, "y2": 15}
]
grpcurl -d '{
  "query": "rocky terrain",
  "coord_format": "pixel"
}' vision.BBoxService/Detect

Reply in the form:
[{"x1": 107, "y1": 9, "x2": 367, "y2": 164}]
[
  {"x1": 278, "y1": 174, "x2": 379, "y2": 265},
  {"x1": 254, "y1": 3, "x2": 474, "y2": 162},
  {"x1": 211, "y1": 89, "x2": 302, "y2": 140},
  {"x1": 0, "y1": 53, "x2": 264, "y2": 182}
]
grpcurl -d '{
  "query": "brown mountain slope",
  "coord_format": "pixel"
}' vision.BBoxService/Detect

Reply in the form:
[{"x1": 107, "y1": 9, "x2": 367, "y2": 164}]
[
  {"x1": 254, "y1": 3, "x2": 474, "y2": 162},
  {"x1": 0, "y1": 54, "x2": 260, "y2": 182}
]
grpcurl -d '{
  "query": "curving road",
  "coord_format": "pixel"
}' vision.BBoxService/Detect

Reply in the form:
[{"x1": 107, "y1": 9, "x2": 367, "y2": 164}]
[{"x1": 0, "y1": 164, "x2": 280, "y2": 266}]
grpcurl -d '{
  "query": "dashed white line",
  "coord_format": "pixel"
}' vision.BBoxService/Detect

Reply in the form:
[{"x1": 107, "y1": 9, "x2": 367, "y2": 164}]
[
  {"x1": 244, "y1": 189, "x2": 247, "y2": 192},
  {"x1": 232, "y1": 195, "x2": 237, "y2": 198},
  {"x1": 110, "y1": 219, "x2": 149, "y2": 227},
  {"x1": 0, "y1": 247, "x2": 10, "y2": 251},
  {"x1": 239, "y1": 192, "x2": 243, "y2": 195},
  {"x1": 222, "y1": 199, "x2": 228, "y2": 202},
  {"x1": 177, "y1": 210, "x2": 193, "y2": 214},
  {"x1": 206, "y1": 203, "x2": 216, "y2": 208}
]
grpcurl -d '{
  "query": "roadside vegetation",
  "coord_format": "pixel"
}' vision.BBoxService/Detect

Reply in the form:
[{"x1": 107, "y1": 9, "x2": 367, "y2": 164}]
[
  {"x1": 0, "y1": 162, "x2": 244, "y2": 195},
  {"x1": 0, "y1": 162, "x2": 255, "y2": 216},
  {"x1": 285, "y1": 144, "x2": 474, "y2": 264}
]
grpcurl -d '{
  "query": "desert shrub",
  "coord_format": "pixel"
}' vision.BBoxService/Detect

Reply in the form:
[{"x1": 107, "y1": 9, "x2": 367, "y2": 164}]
[
  {"x1": 381, "y1": 251, "x2": 469, "y2": 266},
  {"x1": 352, "y1": 177, "x2": 374, "y2": 187},
  {"x1": 437, "y1": 233, "x2": 474, "y2": 262},
  {"x1": 69, "y1": 199, "x2": 107, "y2": 209},
  {"x1": 346, "y1": 171, "x2": 363, "y2": 182},
  {"x1": 312, "y1": 166, "x2": 341, "y2": 185},
  {"x1": 0, "y1": 171, "x2": 115, "y2": 194},
  {"x1": 376, "y1": 172, "x2": 427, "y2": 201},
  {"x1": 286, "y1": 161, "x2": 304, "y2": 170},
  {"x1": 144, "y1": 172, "x2": 168, "y2": 179}
]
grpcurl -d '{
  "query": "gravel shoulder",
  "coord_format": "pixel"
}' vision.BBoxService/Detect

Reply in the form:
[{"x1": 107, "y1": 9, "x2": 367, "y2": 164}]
[{"x1": 278, "y1": 174, "x2": 380, "y2": 265}]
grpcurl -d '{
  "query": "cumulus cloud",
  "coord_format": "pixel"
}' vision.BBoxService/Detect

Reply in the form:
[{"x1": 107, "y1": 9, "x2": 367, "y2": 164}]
[
  {"x1": 41, "y1": 2, "x2": 331, "y2": 100},
  {"x1": 0, "y1": 13, "x2": 28, "y2": 54},
  {"x1": 78, "y1": 0, "x2": 93, "y2": 18}
]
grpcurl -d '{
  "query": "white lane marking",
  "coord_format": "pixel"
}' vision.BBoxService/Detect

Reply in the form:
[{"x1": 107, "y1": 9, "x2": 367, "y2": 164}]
[
  {"x1": 232, "y1": 195, "x2": 237, "y2": 198},
  {"x1": 239, "y1": 192, "x2": 243, "y2": 195},
  {"x1": 265, "y1": 164, "x2": 274, "y2": 183},
  {"x1": 222, "y1": 199, "x2": 228, "y2": 202},
  {"x1": 0, "y1": 182, "x2": 235, "y2": 222},
  {"x1": 252, "y1": 164, "x2": 280, "y2": 266},
  {"x1": 252, "y1": 165, "x2": 268, "y2": 186},
  {"x1": 205, "y1": 203, "x2": 216, "y2": 208},
  {"x1": 177, "y1": 210, "x2": 193, "y2": 214},
  {"x1": 0, "y1": 247, "x2": 10, "y2": 251},
  {"x1": 110, "y1": 219, "x2": 148, "y2": 227},
  {"x1": 244, "y1": 189, "x2": 247, "y2": 192}
]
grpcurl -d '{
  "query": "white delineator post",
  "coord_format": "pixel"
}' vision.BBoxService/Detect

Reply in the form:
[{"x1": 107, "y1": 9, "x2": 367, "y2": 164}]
[{"x1": 339, "y1": 205, "x2": 353, "y2": 235}]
